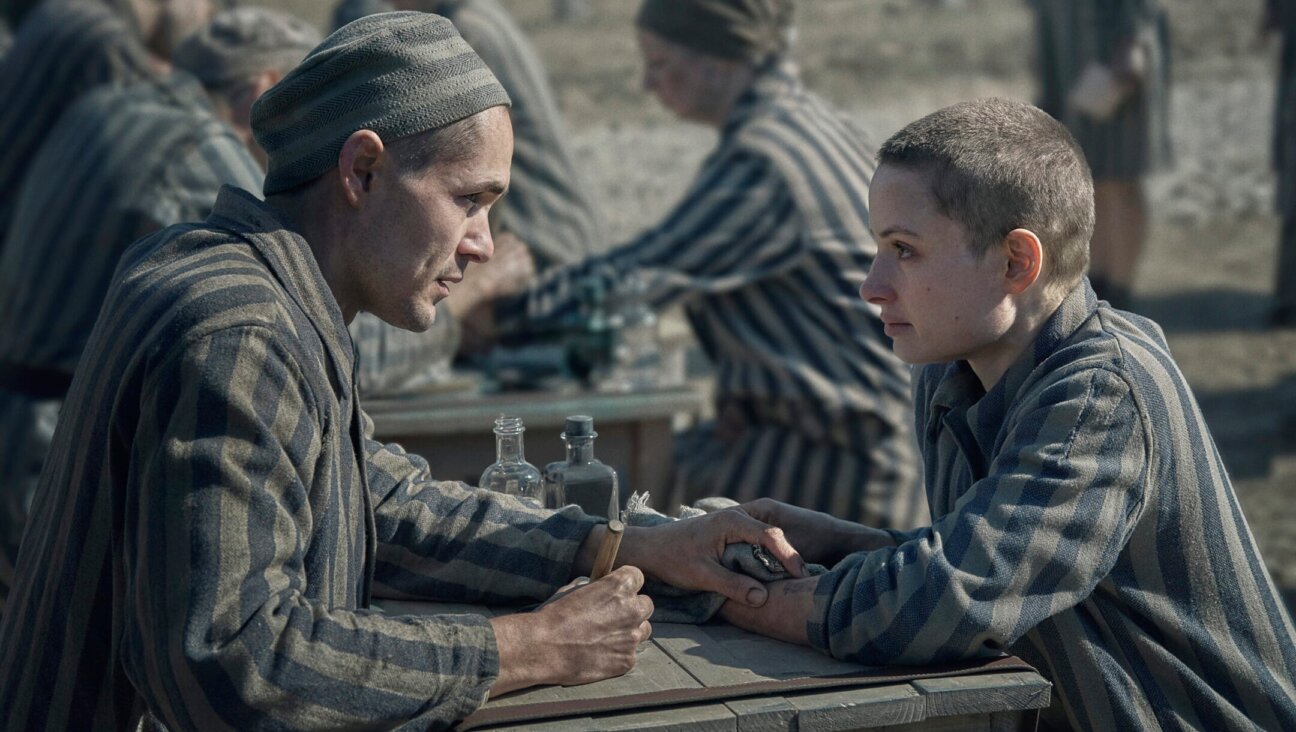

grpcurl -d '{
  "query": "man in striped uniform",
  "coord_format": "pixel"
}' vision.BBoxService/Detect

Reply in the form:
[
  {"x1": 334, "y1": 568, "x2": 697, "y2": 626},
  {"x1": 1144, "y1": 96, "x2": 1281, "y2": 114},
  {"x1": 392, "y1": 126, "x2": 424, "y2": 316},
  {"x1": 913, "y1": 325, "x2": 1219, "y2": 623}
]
[
  {"x1": 0, "y1": 14, "x2": 805, "y2": 728},
  {"x1": 1032, "y1": 0, "x2": 1172, "y2": 310},
  {"x1": 486, "y1": 0, "x2": 926, "y2": 530},
  {"x1": 0, "y1": 0, "x2": 214, "y2": 253},
  {"x1": 342, "y1": 0, "x2": 606, "y2": 399},
  {"x1": 0, "y1": 7, "x2": 319, "y2": 616},
  {"x1": 722, "y1": 98, "x2": 1296, "y2": 730}
]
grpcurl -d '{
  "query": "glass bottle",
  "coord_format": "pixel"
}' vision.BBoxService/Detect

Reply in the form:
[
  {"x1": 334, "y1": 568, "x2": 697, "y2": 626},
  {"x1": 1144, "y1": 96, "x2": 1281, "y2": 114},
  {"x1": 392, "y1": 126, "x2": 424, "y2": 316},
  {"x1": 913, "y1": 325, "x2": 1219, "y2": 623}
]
[
  {"x1": 542, "y1": 415, "x2": 619, "y2": 519},
  {"x1": 606, "y1": 272, "x2": 661, "y2": 392},
  {"x1": 479, "y1": 415, "x2": 543, "y2": 503}
]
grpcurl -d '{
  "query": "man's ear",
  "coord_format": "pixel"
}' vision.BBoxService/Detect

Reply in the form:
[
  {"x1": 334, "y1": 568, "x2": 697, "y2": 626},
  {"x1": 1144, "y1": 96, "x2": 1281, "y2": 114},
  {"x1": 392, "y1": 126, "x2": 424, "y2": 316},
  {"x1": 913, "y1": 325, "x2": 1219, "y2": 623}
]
[
  {"x1": 1002, "y1": 228, "x2": 1044, "y2": 295},
  {"x1": 337, "y1": 129, "x2": 386, "y2": 208}
]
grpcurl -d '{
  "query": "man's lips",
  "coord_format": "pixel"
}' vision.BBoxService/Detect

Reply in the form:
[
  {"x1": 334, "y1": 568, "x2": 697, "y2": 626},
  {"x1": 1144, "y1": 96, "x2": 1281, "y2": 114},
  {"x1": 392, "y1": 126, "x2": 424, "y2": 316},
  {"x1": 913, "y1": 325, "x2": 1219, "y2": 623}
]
[{"x1": 435, "y1": 276, "x2": 463, "y2": 297}]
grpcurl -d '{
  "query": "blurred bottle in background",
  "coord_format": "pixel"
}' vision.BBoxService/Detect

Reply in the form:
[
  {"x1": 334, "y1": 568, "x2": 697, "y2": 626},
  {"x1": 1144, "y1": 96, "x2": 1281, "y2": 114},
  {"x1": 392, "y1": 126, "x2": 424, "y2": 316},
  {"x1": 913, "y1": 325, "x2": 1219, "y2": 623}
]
[{"x1": 604, "y1": 272, "x2": 662, "y2": 392}]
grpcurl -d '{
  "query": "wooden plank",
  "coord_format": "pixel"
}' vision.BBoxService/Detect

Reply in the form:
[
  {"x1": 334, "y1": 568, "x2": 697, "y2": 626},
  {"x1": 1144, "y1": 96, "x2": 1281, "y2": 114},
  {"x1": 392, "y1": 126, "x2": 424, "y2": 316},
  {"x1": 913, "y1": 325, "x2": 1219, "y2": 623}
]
[
  {"x1": 726, "y1": 696, "x2": 798, "y2": 731},
  {"x1": 788, "y1": 684, "x2": 926, "y2": 731},
  {"x1": 652, "y1": 623, "x2": 771, "y2": 687},
  {"x1": 871, "y1": 710, "x2": 1026, "y2": 732},
  {"x1": 658, "y1": 622, "x2": 871, "y2": 685},
  {"x1": 485, "y1": 642, "x2": 703, "y2": 708},
  {"x1": 366, "y1": 386, "x2": 706, "y2": 435},
  {"x1": 480, "y1": 703, "x2": 736, "y2": 731},
  {"x1": 911, "y1": 671, "x2": 1050, "y2": 719}
]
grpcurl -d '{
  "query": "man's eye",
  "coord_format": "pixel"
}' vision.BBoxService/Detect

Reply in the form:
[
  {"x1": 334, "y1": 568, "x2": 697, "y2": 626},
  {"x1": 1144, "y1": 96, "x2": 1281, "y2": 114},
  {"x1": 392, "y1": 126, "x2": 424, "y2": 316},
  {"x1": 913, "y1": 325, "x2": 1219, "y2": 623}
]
[{"x1": 893, "y1": 242, "x2": 913, "y2": 258}]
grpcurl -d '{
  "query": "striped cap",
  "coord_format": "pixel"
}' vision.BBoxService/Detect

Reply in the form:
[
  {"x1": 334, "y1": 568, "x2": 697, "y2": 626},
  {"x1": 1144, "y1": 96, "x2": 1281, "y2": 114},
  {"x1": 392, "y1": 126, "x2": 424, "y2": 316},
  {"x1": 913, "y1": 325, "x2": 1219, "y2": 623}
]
[
  {"x1": 173, "y1": 8, "x2": 322, "y2": 89},
  {"x1": 252, "y1": 11, "x2": 511, "y2": 195}
]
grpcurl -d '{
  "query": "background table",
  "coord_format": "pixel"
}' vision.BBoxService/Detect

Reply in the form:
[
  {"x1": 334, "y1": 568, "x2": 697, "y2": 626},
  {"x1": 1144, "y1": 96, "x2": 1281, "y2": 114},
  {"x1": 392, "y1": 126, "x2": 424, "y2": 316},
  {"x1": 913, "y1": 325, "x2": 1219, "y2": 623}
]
[
  {"x1": 364, "y1": 383, "x2": 707, "y2": 499},
  {"x1": 380, "y1": 600, "x2": 1051, "y2": 731}
]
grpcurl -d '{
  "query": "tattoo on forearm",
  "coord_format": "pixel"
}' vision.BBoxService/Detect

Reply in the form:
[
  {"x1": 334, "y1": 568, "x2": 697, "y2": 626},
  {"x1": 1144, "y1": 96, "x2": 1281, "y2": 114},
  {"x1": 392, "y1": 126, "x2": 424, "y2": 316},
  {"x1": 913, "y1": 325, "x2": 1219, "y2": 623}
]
[{"x1": 780, "y1": 578, "x2": 816, "y2": 596}]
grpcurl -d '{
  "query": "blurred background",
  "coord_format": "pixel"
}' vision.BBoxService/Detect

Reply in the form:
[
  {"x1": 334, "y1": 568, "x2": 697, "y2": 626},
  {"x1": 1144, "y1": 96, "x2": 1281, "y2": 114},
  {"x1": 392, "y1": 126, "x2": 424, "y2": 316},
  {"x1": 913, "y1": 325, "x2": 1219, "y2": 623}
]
[{"x1": 251, "y1": 0, "x2": 1296, "y2": 602}]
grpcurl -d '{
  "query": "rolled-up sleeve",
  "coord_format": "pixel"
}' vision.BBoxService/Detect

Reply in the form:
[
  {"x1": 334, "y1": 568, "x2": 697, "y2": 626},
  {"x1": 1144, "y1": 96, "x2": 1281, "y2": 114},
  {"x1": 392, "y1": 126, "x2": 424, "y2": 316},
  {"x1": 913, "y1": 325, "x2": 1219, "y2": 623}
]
[{"x1": 808, "y1": 365, "x2": 1149, "y2": 664}]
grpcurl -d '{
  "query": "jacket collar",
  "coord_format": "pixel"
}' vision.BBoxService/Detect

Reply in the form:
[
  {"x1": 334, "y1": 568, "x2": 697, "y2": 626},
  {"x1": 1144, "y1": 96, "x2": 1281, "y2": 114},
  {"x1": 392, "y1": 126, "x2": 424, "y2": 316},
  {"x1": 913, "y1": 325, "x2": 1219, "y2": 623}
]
[
  {"x1": 928, "y1": 279, "x2": 1099, "y2": 464},
  {"x1": 205, "y1": 186, "x2": 356, "y2": 391},
  {"x1": 721, "y1": 58, "x2": 802, "y2": 139}
]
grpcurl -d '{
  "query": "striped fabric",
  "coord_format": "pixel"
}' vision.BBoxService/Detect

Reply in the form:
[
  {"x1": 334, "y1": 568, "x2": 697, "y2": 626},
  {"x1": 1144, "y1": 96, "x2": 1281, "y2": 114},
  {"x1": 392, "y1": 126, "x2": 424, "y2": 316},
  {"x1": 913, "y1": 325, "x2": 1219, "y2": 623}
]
[
  {"x1": 349, "y1": 310, "x2": 458, "y2": 397},
  {"x1": 1032, "y1": 0, "x2": 1172, "y2": 180},
  {"x1": 809, "y1": 281, "x2": 1296, "y2": 730},
  {"x1": 0, "y1": 187, "x2": 600, "y2": 729},
  {"x1": 496, "y1": 61, "x2": 926, "y2": 530},
  {"x1": 436, "y1": 0, "x2": 607, "y2": 268},
  {"x1": 0, "y1": 1, "x2": 154, "y2": 252},
  {"x1": 0, "y1": 74, "x2": 263, "y2": 614}
]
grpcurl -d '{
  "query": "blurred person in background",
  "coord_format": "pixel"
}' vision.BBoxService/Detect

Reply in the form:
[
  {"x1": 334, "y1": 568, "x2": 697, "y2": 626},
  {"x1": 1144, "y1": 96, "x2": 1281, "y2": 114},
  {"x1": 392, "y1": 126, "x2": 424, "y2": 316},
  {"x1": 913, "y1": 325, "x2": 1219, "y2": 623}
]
[
  {"x1": 0, "y1": 14, "x2": 805, "y2": 727},
  {"x1": 0, "y1": 0, "x2": 215, "y2": 254},
  {"x1": 332, "y1": 0, "x2": 392, "y2": 30},
  {"x1": 0, "y1": 6, "x2": 318, "y2": 616},
  {"x1": 1032, "y1": 0, "x2": 1172, "y2": 310},
  {"x1": 334, "y1": 0, "x2": 606, "y2": 399},
  {"x1": 1263, "y1": 0, "x2": 1296, "y2": 327},
  {"x1": 479, "y1": 0, "x2": 927, "y2": 531}
]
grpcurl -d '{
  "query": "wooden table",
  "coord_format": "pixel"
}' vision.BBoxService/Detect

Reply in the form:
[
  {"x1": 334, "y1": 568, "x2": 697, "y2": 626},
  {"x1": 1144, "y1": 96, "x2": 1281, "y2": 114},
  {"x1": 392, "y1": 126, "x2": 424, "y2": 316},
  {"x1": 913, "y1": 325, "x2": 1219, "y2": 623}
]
[
  {"x1": 364, "y1": 382, "x2": 707, "y2": 499},
  {"x1": 380, "y1": 600, "x2": 1051, "y2": 731}
]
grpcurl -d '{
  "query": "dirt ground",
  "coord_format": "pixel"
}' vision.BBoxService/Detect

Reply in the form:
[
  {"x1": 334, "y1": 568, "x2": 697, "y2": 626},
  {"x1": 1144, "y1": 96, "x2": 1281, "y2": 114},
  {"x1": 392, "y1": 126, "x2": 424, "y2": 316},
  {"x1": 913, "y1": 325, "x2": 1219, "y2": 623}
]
[{"x1": 259, "y1": 0, "x2": 1296, "y2": 598}]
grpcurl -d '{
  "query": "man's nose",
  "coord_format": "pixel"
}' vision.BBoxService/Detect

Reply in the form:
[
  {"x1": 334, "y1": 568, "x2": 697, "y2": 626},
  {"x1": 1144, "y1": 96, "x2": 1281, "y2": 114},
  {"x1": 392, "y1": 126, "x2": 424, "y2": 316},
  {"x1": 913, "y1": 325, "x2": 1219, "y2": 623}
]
[{"x1": 460, "y1": 219, "x2": 493, "y2": 263}]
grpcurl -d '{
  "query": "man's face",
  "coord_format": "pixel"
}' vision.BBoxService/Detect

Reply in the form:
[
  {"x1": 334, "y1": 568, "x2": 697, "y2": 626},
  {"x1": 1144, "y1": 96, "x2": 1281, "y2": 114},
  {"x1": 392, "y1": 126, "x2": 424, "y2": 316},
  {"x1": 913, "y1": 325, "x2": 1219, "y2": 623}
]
[
  {"x1": 351, "y1": 106, "x2": 513, "y2": 332},
  {"x1": 861, "y1": 164, "x2": 1013, "y2": 369},
  {"x1": 637, "y1": 30, "x2": 725, "y2": 124}
]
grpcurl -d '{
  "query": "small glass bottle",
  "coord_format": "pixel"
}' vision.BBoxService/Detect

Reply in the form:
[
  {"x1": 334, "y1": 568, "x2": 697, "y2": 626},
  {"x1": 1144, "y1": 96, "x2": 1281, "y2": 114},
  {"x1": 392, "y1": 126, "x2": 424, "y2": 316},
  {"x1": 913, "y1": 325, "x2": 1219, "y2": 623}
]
[
  {"x1": 479, "y1": 415, "x2": 543, "y2": 503},
  {"x1": 606, "y1": 272, "x2": 661, "y2": 392},
  {"x1": 542, "y1": 415, "x2": 619, "y2": 519}
]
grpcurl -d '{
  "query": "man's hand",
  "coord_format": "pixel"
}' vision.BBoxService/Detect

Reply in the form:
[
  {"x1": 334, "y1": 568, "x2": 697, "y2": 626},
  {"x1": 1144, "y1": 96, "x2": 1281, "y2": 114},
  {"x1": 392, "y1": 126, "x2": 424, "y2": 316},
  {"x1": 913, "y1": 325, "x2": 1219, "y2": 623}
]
[
  {"x1": 736, "y1": 498, "x2": 896, "y2": 566},
  {"x1": 601, "y1": 509, "x2": 807, "y2": 608},
  {"x1": 490, "y1": 566, "x2": 652, "y2": 696},
  {"x1": 719, "y1": 576, "x2": 817, "y2": 646}
]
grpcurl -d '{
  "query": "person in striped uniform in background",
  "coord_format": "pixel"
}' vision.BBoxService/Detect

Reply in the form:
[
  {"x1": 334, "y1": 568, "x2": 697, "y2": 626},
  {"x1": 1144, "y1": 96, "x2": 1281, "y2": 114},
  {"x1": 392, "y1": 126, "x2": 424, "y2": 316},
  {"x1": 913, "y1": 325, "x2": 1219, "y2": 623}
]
[
  {"x1": 481, "y1": 0, "x2": 927, "y2": 531},
  {"x1": 0, "y1": 13, "x2": 808, "y2": 728},
  {"x1": 1031, "y1": 0, "x2": 1172, "y2": 311},
  {"x1": 0, "y1": 7, "x2": 318, "y2": 617},
  {"x1": 721, "y1": 98, "x2": 1296, "y2": 731},
  {"x1": 0, "y1": 0, "x2": 215, "y2": 255},
  {"x1": 333, "y1": 0, "x2": 606, "y2": 399}
]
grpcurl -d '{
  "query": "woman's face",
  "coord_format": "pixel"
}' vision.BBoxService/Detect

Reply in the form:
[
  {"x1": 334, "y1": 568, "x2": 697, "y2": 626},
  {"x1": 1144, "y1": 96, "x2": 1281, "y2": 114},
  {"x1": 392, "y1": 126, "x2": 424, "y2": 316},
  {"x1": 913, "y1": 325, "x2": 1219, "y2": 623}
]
[{"x1": 637, "y1": 30, "x2": 731, "y2": 125}]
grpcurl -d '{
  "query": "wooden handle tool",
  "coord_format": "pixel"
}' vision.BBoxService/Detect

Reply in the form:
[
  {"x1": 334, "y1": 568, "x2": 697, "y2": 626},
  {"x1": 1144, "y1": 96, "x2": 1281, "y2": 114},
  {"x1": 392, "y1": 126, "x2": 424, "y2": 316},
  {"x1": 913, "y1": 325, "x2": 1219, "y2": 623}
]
[{"x1": 590, "y1": 519, "x2": 625, "y2": 580}]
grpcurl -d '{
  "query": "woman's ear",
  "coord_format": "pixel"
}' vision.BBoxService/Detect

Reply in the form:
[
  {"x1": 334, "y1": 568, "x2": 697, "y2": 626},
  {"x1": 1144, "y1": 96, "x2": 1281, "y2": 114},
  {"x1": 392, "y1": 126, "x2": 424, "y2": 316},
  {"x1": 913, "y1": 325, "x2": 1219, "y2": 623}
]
[{"x1": 1002, "y1": 228, "x2": 1044, "y2": 295}]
